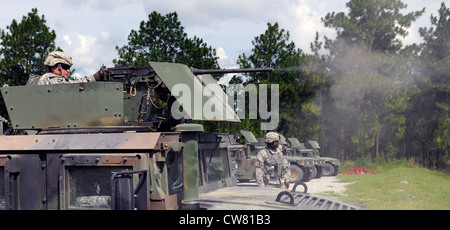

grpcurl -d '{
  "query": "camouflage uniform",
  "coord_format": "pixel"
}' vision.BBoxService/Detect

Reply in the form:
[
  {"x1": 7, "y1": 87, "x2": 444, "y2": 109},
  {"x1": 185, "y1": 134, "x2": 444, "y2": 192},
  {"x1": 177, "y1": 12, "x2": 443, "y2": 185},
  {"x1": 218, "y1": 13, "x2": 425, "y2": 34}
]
[
  {"x1": 38, "y1": 73, "x2": 96, "y2": 85},
  {"x1": 255, "y1": 132, "x2": 290, "y2": 187},
  {"x1": 38, "y1": 51, "x2": 96, "y2": 85}
]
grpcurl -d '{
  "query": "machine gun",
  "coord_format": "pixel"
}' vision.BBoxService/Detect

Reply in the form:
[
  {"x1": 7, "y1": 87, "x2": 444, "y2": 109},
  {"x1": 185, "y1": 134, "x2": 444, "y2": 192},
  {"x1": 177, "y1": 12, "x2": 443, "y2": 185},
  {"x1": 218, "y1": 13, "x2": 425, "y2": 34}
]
[
  {"x1": 102, "y1": 64, "x2": 273, "y2": 128},
  {"x1": 104, "y1": 65, "x2": 156, "y2": 91},
  {"x1": 104, "y1": 64, "x2": 273, "y2": 95},
  {"x1": 105, "y1": 64, "x2": 273, "y2": 84}
]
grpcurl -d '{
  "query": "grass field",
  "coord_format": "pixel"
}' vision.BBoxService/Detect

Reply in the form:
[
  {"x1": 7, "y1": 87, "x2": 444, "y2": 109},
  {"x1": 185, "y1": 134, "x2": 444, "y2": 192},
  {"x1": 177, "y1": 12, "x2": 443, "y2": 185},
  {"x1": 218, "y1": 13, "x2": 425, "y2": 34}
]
[{"x1": 330, "y1": 160, "x2": 450, "y2": 210}]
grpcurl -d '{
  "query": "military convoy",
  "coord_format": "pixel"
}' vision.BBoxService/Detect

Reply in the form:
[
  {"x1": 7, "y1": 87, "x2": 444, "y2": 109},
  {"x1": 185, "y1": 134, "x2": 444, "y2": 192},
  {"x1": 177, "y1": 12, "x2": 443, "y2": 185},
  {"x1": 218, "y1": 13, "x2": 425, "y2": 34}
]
[
  {"x1": 230, "y1": 131, "x2": 340, "y2": 185},
  {"x1": 285, "y1": 137, "x2": 322, "y2": 181},
  {"x1": 230, "y1": 131, "x2": 317, "y2": 184},
  {"x1": 0, "y1": 61, "x2": 355, "y2": 210},
  {"x1": 303, "y1": 140, "x2": 340, "y2": 176}
]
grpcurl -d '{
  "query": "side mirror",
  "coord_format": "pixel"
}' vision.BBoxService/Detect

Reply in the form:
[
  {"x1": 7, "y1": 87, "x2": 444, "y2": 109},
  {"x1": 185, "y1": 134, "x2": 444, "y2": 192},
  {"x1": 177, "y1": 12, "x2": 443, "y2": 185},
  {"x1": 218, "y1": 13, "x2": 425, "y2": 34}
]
[{"x1": 111, "y1": 169, "x2": 148, "y2": 210}]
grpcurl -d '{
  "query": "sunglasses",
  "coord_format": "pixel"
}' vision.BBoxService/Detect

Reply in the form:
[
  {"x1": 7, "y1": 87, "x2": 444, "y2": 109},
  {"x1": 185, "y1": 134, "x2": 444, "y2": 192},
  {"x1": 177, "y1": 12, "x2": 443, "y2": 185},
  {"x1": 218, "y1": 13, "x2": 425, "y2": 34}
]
[{"x1": 60, "y1": 64, "x2": 71, "y2": 70}]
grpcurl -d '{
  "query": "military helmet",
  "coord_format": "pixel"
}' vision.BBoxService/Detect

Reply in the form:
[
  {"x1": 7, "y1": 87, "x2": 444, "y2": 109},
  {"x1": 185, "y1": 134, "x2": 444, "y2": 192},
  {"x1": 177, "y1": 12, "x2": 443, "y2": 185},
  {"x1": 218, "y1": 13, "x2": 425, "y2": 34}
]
[
  {"x1": 44, "y1": 51, "x2": 73, "y2": 67},
  {"x1": 265, "y1": 132, "x2": 280, "y2": 143}
]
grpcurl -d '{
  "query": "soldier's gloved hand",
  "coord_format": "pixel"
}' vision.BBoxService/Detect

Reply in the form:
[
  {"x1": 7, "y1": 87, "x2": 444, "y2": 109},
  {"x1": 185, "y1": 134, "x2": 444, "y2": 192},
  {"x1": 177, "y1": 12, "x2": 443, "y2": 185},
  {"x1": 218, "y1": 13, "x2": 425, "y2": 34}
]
[
  {"x1": 93, "y1": 65, "x2": 109, "y2": 81},
  {"x1": 285, "y1": 181, "x2": 290, "y2": 189}
]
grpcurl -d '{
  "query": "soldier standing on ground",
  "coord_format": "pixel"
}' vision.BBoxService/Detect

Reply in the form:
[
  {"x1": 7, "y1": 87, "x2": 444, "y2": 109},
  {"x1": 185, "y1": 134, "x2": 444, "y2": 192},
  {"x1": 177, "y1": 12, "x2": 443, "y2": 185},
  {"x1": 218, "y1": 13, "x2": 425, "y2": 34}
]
[
  {"x1": 38, "y1": 51, "x2": 107, "y2": 85},
  {"x1": 255, "y1": 132, "x2": 290, "y2": 188}
]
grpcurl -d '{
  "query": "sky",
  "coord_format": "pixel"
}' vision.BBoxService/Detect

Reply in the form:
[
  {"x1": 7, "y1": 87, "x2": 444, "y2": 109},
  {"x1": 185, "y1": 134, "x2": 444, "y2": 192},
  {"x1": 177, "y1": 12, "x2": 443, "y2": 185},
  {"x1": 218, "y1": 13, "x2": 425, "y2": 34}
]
[{"x1": 0, "y1": 0, "x2": 445, "y2": 82}]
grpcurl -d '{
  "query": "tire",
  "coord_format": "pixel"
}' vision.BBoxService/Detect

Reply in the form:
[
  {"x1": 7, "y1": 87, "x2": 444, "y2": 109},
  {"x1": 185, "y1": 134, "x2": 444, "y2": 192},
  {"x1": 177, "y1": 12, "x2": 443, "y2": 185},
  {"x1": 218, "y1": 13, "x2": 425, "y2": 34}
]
[
  {"x1": 289, "y1": 164, "x2": 303, "y2": 183},
  {"x1": 315, "y1": 166, "x2": 323, "y2": 178},
  {"x1": 309, "y1": 166, "x2": 317, "y2": 180},
  {"x1": 292, "y1": 182, "x2": 308, "y2": 193},
  {"x1": 333, "y1": 166, "x2": 340, "y2": 176},
  {"x1": 322, "y1": 163, "x2": 335, "y2": 176},
  {"x1": 303, "y1": 168, "x2": 313, "y2": 182},
  {"x1": 276, "y1": 191, "x2": 294, "y2": 204}
]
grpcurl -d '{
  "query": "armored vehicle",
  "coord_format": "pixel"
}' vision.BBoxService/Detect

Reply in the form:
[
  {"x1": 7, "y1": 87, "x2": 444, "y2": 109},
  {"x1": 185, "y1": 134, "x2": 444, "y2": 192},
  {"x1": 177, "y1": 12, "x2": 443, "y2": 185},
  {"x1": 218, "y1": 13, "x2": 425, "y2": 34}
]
[
  {"x1": 306, "y1": 140, "x2": 340, "y2": 176},
  {"x1": 283, "y1": 136, "x2": 323, "y2": 181},
  {"x1": 0, "y1": 61, "x2": 275, "y2": 210},
  {"x1": 232, "y1": 132, "x2": 315, "y2": 184},
  {"x1": 0, "y1": 60, "x2": 359, "y2": 210},
  {"x1": 278, "y1": 134, "x2": 316, "y2": 182},
  {"x1": 229, "y1": 130, "x2": 292, "y2": 184}
]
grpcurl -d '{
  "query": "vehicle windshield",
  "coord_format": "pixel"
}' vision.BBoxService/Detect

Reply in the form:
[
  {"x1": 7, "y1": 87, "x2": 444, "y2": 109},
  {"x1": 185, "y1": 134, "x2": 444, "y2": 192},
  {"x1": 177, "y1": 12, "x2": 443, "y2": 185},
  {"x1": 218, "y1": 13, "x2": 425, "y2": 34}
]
[
  {"x1": 200, "y1": 148, "x2": 230, "y2": 184},
  {"x1": 67, "y1": 166, "x2": 131, "y2": 209}
]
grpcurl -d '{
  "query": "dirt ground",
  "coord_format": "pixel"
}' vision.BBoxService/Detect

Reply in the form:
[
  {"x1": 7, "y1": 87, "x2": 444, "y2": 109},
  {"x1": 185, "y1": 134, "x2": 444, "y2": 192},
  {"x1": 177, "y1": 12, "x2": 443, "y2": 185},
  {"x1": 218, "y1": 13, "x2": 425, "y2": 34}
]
[{"x1": 301, "y1": 176, "x2": 354, "y2": 196}]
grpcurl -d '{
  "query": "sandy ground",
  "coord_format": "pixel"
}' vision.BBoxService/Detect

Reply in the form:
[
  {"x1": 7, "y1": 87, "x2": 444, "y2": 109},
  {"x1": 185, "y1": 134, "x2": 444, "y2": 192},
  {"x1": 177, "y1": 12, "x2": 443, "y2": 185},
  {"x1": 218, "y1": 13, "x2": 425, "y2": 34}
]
[{"x1": 300, "y1": 176, "x2": 354, "y2": 195}]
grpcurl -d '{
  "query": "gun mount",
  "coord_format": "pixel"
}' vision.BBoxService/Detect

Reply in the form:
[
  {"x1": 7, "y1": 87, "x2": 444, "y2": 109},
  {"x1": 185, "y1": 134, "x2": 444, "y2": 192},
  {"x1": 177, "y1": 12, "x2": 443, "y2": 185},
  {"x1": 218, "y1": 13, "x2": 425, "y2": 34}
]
[
  {"x1": 0, "y1": 61, "x2": 275, "y2": 210},
  {"x1": 0, "y1": 60, "x2": 364, "y2": 211},
  {"x1": 2, "y1": 62, "x2": 276, "y2": 133}
]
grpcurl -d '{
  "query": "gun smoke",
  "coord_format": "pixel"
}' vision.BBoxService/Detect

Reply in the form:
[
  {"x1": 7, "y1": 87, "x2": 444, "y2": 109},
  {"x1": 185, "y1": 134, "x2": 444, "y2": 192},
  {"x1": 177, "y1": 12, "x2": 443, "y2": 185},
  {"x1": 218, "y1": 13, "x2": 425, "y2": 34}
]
[{"x1": 275, "y1": 65, "x2": 312, "y2": 73}]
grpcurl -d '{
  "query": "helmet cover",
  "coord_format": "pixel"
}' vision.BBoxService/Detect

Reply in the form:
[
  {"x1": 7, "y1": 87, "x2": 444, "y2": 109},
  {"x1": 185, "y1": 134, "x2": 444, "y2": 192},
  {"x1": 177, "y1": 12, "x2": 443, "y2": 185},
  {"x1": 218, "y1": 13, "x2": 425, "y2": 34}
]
[
  {"x1": 265, "y1": 132, "x2": 280, "y2": 143},
  {"x1": 44, "y1": 51, "x2": 73, "y2": 67}
]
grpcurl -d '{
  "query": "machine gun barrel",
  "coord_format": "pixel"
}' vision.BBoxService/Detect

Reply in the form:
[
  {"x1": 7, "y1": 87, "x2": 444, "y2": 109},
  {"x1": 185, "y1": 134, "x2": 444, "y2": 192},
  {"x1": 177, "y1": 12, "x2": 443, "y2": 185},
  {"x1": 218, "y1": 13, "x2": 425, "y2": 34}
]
[{"x1": 191, "y1": 67, "x2": 273, "y2": 75}]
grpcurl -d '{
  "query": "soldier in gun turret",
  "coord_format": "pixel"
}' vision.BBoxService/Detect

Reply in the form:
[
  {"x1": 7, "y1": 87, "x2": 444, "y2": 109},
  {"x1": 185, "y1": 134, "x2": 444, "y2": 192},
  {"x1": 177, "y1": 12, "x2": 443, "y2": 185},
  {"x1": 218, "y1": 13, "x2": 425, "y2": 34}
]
[
  {"x1": 255, "y1": 132, "x2": 290, "y2": 188},
  {"x1": 38, "y1": 51, "x2": 107, "y2": 85}
]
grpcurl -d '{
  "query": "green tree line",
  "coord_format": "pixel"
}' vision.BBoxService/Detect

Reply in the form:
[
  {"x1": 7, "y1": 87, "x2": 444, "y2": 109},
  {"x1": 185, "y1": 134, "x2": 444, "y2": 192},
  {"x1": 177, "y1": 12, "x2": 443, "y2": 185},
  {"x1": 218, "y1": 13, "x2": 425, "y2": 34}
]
[
  {"x1": 229, "y1": 0, "x2": 449, "y2": 170},
  {"x1": 0, "y1": 2, "x2": 448, "y2": 170},
  {"x1": 320, "y1": 1, "x2": 448, "y2": 170}
]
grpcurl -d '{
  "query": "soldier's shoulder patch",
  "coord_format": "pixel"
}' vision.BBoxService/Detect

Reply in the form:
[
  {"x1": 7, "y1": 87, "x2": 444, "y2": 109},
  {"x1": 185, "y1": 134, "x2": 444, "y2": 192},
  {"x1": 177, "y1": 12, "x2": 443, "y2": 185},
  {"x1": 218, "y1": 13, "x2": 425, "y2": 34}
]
[{"x1": 257, "y1": 156, "x2": 264, "y2": 163}]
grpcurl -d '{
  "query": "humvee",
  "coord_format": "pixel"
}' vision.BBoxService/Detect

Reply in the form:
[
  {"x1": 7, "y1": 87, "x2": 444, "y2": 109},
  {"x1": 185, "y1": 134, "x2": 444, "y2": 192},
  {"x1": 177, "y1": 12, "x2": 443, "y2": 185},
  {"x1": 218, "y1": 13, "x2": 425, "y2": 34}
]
[
  {"x1": 0, "y1": 61, "x2": 356, "y2": 210},
  {"x1": 283, "y1": 137, "x2": 324, "y2": 180},
  {"x1": 0, "y1": 62, "x2": 269, "y2": 210},
  {"x1": 278, "y1": 134, "x2": 316, "y2": 182},
  {"x1": 230, "y1": 131, "x2": 315, "y2": 184},
  {"x1": 306, "y1": 140, "x2": 340, "y2": 176}
]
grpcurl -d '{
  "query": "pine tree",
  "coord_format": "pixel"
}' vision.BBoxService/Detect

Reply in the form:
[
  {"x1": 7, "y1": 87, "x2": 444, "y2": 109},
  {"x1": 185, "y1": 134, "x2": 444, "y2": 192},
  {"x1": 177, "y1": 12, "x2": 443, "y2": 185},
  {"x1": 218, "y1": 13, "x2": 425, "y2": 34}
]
[
  {"x1": 0, "y1": 8, "x2": 58, "y2": 86},
  {"x1": 416, "y1": 2, "x2": 449, "y2": 167},
  {"x1": 0, "y1": 8, "x2": 59, "y2": 118},
  {"x1": 321, "y1": 0, "x2": 424, "y2": 159},
  {"x1": 236, "y1": 22, "x2": 310, "y2": 137},
  {"x1": 114, "y1": 11, "x2": 219, "y2": 73}
]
